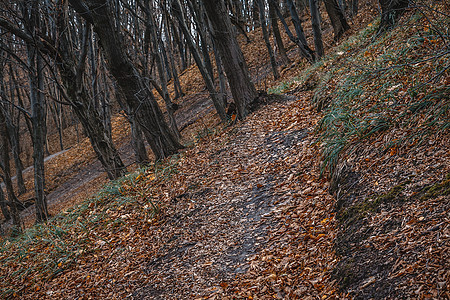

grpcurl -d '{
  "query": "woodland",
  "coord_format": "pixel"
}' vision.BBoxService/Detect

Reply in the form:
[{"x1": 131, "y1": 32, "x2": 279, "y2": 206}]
[{"x1": 0, "y1": 0, "x2": 448, "y2": 298}]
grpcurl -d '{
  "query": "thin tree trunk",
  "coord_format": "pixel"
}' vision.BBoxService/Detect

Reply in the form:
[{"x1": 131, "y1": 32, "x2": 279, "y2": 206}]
[
  {"x1": 323, "y1": 0, "x2": 350, "y2": 40},
  {"x1": 309, "y1": 0, "x2": 324, "y2": 58},
  {"x1": 0, "y1": 110, "x2": 21, "y2": 231},
  {"x1": 172, "y1": 0, "x2": 228, "y2": 122},
  {"x1": 69, "y1": 0, "x2": 183, "y2": 161},
  {"x1": 257, "y1": 0, "x2": 280, "y2": 80},
  {"x1": 20, "y1": 0, "x2": 49, "y2": 223},
  {"x1": 0, "y1": 73, "x2": 26, "y2": 195},
  {"x1": 269, "y1": 0, "x2": 314, "y2": 62},
  {"x1": 32, "y1": 51, "x2": 49, "y2": 222},
  {"x1": 269, "y1": 0, "x2": 290, "y2": 64},
  {"x1": 0, "y1": 184, "x2": 10, "y2": 221},
  {"x1": 202, "y1": 0, "x2": 257, "y2": 119},
  {"x1": 163, "y1": 11, "x2": 184, "y2": 99},
  {"x1": 351, "y1": 0, "x2": 358, "y2": 17},
  {"x1": 143, "y1": 1, "x2": 180, "y2": 139},
  {"x1": 285, "y1": 0, "x2": 315, "y2": 60}
]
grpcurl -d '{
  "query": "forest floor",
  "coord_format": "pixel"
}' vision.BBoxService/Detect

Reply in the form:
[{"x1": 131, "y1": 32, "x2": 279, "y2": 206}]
[{"x1": 1, "y1": 1, "x2": 449, "y2": 299}]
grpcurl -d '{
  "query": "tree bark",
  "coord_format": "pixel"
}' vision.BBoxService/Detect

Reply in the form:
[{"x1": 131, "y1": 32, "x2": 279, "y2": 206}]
[
  {"x1": 55, "y1": 3, "x2": 127, "y2": 180},
  {"x1": 21, "y1": 0, "x2": 49, "y2": 222},
  {"x1": 0, "y1": 184, "x2": 10, "y2": 221},
  {"x1": 269, "y1": 0, "x2": 314, "y2": 62},
  {"x1": 0, "y1": 109, "x2": 21, "y2": 231},
  {"x1": 162, "y1": 10, "x2": 184, "y2": 99},
  {"x1": 269, "y1": 0, "x2": 290, "y2": 64},
  {"x1": 285, "y1": 0, "x2": 315, "y2": 60},
  {"x1": 0, "y1": 65, "x2": 26, "y2": 195},
  {"x1": 257, "y1": 0, "x2": 280, "y2": 80},
  {"x1": 309, "y1": 0, "x2": 324, "y2": 58},
  {"x1": 323, "y1": 0, "x2": 350, "y2": 40},
  {"x1": 378, "y1": 0, "x2": 408, "y2": 32},
  {"x1": 172, "y1": 0, "x2": 228, "y2": 122},
  {"x1": 202, "y1": 0, "x2": 257, "y2": 119},
  {"x1": 69, "y1": 0, "x2": 183, "y2": 161},
  {"x1": 142, "y1": 1, "x2": 181, "y2": 139}
]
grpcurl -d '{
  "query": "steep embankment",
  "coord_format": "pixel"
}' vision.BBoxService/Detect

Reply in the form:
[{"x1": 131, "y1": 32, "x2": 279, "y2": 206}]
[
  {"x1": 0, "y1": 2, "x2": 448, "y2": 299},
  {"x1": 273, "y1": 6, "x2": 449, "y2": 298}
]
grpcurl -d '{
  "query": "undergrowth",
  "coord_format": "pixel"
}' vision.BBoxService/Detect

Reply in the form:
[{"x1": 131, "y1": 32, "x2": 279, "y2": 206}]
[
  {"x1": 0, "y1": 156, "x2": 180, "y2": 298},
  {"x1": 273, "y1": 2, "x2": 449, "y2": 176}
]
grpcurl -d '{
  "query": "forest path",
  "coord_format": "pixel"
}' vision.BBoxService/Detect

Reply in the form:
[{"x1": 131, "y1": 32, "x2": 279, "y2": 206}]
[{"x1": 131, "y1": 94, "x2": 337, "y2": 299}]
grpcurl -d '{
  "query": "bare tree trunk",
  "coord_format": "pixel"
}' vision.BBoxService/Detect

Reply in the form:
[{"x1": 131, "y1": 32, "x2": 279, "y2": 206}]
[
  {"x1": 378, "y1": 0, "x2": 408, "y2": 32},
  {"x1": 31, "y1": 51, "x2": 49, "y2": 222},
  {"x1": 21, "y1": 0, "x2": 49, "y2": 222},
  {"x1": 55, "y1": 4, "x2": 127, "y2": 180},
  {"x1": 0, "y1": 69, "x2": 27, "y2": 195},
  {"x1": 269, "y1": 0, "x2": 290, "y2": 64},
  {"x1": 142, "y1": 1, "x2": 181, "y2": 139},
  {"x1": 0, "y1": 184, "x2": 10, "y2": 221},
  {"x1": 257, "y1": 0, "x2": 280, "y2": 80},
  {"x1": 187, "y1": 0, "x2": 215, "y2": 81},
  {"x1": 211, "y1": 39, "x2": 228, "y2": 108},
  {"x1": 285, "y1": 0, "x2": 315, "y2": 61},
  {"x1": 269, "y1": 0, "x2": 314, "y2": 62},
  {"x1": 309, "y1": 0, "x2": 324, "y2": 58},
  {"x1": 350, "y1": 0, "x2": 358, "y2": 17},
  {"x1": 162, "y1": 11, "x2": 184, "y2": 99},
  {"x1": 202, "y1": 0, "x2": 257, "y2": 119},
  {"x1": 172, "y1": 0, "x2": 228, "y2": 122},
  {"x1": 0, "y1": 110, "x2": 21, "y2": 231},
  {"x1": 69, "y1": 0, "x2": 183, "y2": 161},
  {"x1": 323, "y1": 0, "x2": 350, "y2": 40},
  {"x1": 115, "y1": 87, "x2": 150, "y2": 165}
]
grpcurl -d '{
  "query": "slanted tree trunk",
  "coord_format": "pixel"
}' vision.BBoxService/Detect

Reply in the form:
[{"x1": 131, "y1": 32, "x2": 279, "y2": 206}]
[
  {"x1": 309, "y1": 0, "x2": 324, "y2": 58},
  {"x1": 22, "y1": 0, "x2": 49, "y2": 222},
  {"x1": 0, "y1": 110, "x2": 21, "y2": 231},
  {"x1": 162, "y1": 11, "x2": 184, "y2": 99},
  {"x1": 172, "y1": 0, "x2": 228, "y2": 122},
  {"x1": 378, "y1": 0, "x2": 408, "y2": 32},
  {"x1": 55, "y1": 3, "x2": 127, "y2": 180},
  {"x1": 257, "y1": 0, "x2": 280, "y2": 80},
  {"x1": 269, "y1": 0, "x2": 290, "y2": 64},
  {"x1": 202, "y1": 0, "x2": 257, "y2": 119},
  {"x1": 323, "y1": 0, "x2": 350, "y2": 40},
  {"x1": 114, "y1": 85, "x2": 150, "y2": 165},
  {"x1": 0, "y1": 184, "x2": 10, "y2": 221},
  {"x1": 285, "y1": 0, "x2": 315, "y2": 59},
  {"x1": 69, "y1": 0, "x2": 183, "y2": 161},
  {"x1": 211, "y1": 39, "x2": 228, "y2": 108},
  {"x1": 142, "y1": 1, "x2": 181, "y2": 139},
  {"x1": 269, "y1": 0, "x2": 314, "y2": 62}
]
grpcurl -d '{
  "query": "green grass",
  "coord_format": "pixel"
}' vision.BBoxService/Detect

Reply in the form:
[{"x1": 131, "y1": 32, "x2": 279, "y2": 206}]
[
  {"x1": 271, "y1": 9, "x2": 449, "y2": 176},
  {"x1": 0, "y1": 156, "x2": 182, "y2": 298}
]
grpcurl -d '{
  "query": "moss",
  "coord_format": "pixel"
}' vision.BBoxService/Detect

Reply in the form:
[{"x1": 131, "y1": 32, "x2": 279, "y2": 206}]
[
  {"x1": 338, "y1": 181, "x2": 409, "y2": 227},
  {"x1": 338, "y1": 175, "x2": 450, "y2": 228},
  {"x1": 417, "y1": 174, "x2": 450, "y2": 201}
]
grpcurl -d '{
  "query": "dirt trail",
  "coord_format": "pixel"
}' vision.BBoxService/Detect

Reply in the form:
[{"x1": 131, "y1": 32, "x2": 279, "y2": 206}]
[{"x1": 129, "y1": 95, "x2": 337, "y2": 299}]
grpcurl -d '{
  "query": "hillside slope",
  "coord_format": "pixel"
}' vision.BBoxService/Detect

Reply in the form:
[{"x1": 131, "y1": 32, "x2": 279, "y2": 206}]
[{"x1": 0, "y1": 2, "x2": 449, "y2": 299}]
